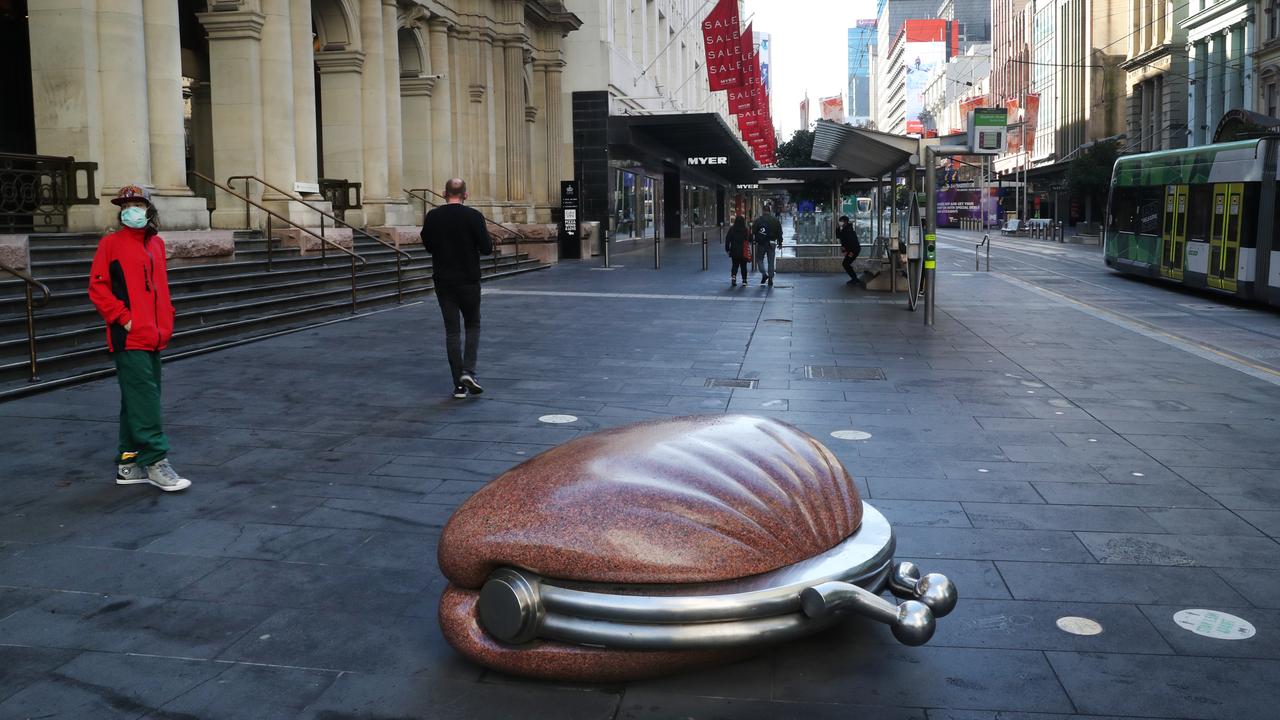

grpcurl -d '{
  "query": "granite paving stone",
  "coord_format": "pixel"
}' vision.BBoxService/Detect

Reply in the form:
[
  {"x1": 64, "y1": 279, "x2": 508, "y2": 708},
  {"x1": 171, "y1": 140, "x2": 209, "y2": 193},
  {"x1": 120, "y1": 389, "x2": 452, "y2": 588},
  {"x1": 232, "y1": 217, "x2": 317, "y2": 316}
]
[
  {"x1": 3, "y1": 236, "x2": 1280, "y2": 716},
  {"x1": 1046, "y1": 651, "x2": 1280, "y2": 720}
]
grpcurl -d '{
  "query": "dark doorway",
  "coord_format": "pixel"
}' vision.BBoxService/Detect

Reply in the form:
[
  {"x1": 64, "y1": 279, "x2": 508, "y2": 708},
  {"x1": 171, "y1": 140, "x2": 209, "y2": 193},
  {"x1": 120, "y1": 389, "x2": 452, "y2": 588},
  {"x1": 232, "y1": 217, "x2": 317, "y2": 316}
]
[{"x1": 0, "y1": 0, "x2": 35, "y2": 154}]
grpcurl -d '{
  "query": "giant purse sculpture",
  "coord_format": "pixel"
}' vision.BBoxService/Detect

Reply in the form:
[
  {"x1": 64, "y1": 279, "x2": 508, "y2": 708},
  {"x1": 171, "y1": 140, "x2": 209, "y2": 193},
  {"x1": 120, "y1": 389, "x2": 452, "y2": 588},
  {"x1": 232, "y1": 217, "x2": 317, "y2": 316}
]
[{"x1": 437, "y1": 415, "x2": 957, "y2": 681}]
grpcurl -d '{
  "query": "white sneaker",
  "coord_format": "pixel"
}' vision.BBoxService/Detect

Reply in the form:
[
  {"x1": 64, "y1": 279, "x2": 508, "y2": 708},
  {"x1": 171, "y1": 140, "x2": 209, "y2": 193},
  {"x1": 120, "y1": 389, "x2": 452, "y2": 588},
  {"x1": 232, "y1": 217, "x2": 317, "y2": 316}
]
[
  {"x1": 459, "y1": 373, "x2": 484, "y2": 395},
  {"x1": 116, "y1": 462, "x2": 147, "y2": 485},
  {"x1": 145, "y1": 459, "x2": 191, "y2": 492}
]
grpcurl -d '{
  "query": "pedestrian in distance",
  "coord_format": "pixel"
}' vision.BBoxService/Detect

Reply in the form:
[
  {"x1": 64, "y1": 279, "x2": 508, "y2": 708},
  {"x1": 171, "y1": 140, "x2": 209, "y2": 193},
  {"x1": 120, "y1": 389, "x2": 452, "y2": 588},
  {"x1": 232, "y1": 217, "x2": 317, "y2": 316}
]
[
  {"x1": 421, "y1": 178, "x2": 493, "y2": 399},
  {"x1": 751, "y1": 203, "x2": 783, "y2": 286},
  {"x1": 88, "y1": 185, "x2": 191, "y2": 492},
  {"x1": 838, "y1": 215, "x2": 862, "y2": 285},
  {"x1": 724, "y1": 214, "x2": 751, "y2": 287}
]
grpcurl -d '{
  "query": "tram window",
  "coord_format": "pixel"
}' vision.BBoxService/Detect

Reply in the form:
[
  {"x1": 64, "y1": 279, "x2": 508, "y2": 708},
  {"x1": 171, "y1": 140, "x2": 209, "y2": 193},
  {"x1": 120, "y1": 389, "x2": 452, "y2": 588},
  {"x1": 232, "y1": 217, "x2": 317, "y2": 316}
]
[
  {"x1": 1110, "y1": 193, "x2": 1137, "y2": 232},
  {"x1": 1186, "y1": 185, "x2": 1213, "y2": 239},
  {"x1": 1242, "y1": 184, "x2": 1260, "y2": 248},
  {"x1": 1137, "y1": 189, "x2": 1162, "y2": 235}
]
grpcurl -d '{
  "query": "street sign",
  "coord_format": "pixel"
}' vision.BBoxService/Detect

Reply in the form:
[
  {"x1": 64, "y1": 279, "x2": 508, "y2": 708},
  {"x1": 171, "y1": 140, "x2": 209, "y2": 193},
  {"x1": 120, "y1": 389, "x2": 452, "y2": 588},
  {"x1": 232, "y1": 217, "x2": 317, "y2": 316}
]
[{"x1": 969, "y1": 108, "x2": 1007, "y2": 155}]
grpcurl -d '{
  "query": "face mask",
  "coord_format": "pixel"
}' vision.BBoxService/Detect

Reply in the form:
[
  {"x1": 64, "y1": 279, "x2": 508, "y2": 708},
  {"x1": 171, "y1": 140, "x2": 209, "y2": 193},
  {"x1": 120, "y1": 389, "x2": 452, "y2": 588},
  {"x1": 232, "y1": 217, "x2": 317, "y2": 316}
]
[{"x1": 121, "y1": 207, "x2": 148, "y2": 229}]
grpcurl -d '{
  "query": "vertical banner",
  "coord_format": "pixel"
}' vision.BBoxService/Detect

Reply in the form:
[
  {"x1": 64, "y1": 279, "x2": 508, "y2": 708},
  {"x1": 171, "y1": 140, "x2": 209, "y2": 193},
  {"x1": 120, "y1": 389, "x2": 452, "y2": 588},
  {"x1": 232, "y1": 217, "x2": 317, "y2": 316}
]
[
  {"x1": 701, "y1": 0, "x2": 742, "y2": 91},
  {"x1": 1005, "y1": 98, "x2": 1021, "y2": 153},
  {"x1": 1024, "y1": 93, "x2": 1040, "y2": 153}
]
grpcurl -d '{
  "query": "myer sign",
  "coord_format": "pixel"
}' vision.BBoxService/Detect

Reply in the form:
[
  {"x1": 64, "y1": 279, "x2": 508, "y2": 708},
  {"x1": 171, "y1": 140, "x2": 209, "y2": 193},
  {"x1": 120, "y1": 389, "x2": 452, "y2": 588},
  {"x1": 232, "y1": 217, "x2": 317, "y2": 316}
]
[{"x1": 688, "y1": 156, "x2": 728, "y2": 165}]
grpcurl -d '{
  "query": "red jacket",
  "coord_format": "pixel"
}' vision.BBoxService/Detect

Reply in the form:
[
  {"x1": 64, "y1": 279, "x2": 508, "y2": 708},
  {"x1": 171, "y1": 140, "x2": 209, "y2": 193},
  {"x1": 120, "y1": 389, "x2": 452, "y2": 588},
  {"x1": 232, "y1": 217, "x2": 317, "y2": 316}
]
[{"x1": 88, "y1": 227, "x2": 175, "y2": 353}]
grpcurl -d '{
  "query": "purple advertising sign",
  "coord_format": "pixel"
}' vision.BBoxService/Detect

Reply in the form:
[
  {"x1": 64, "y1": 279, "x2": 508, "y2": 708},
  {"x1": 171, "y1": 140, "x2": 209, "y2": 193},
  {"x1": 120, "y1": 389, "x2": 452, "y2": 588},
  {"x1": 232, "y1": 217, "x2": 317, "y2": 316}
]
[{"x1": 936, "y1": 188, "x2": 1001, "y2": 228}]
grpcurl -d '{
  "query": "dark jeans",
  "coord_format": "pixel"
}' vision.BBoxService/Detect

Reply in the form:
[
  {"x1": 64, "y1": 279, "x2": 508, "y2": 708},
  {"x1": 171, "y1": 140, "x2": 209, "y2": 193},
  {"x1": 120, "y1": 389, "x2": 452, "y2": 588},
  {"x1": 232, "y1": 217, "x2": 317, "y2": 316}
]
[
  {"x1": 435, "y1": 282, "x2": 481, "y2": 384},
  {"x1": 730, "y1": 257, "x2": 749, "y2": 280},
  {"x1": 842, "y1": 250, "x2": 861, "y2": 280}
]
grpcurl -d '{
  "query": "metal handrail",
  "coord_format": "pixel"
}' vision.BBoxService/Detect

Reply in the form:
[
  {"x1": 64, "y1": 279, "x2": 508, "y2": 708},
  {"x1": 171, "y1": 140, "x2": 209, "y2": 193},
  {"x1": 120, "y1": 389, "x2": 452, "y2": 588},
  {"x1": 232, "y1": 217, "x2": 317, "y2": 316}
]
[
  {"x1": 230, "y1": 175, "x2": 410, "y2": 303},
  {"x1": 405, "y1": 188, "x2": 522, "y2": 271},
  {"x1": 0, "y1": 260, "x2": 52, "y2": 381},
  {"x1": 975, "y1": 233, "x2": 990, "y2": 271},
  {"x1": 191, "y1": 172, "x2": 367, "y2": 313}
]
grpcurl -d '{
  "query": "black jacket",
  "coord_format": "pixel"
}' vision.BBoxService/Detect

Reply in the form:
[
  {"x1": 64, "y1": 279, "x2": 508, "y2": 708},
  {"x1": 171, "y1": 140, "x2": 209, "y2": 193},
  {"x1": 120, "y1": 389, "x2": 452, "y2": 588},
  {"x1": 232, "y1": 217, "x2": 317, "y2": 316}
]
[
  {"x1": 751, "y1": 213, "x2": 783, "y2": 245},
  {"x1": 421, "y1": 203, "x2": 493, "y2": 286},
  {"x1": 725, "y1": 224, "x2": 749, "y2": 259},
  {"x1": 838, "y1": 224, "x2": 860, "y2": 255}
]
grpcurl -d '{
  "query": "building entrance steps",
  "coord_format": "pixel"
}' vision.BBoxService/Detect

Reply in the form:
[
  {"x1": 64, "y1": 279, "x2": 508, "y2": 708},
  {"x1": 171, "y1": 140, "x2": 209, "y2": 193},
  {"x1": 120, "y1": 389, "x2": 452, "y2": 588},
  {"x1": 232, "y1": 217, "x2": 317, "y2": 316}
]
[
  {"x1": 2, "y1": 232, "x2": 1280, "y2": 716},
  {"x1": 0, "y1": 230, "x2": 548, "y2": 396}
]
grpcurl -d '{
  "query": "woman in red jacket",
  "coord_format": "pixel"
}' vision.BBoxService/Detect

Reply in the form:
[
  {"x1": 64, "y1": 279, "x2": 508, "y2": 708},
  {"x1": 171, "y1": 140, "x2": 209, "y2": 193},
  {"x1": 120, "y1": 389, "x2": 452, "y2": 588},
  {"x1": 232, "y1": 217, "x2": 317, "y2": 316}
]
[{"x1": 88, "y1": 185, "x2": 190, "y2": 492}]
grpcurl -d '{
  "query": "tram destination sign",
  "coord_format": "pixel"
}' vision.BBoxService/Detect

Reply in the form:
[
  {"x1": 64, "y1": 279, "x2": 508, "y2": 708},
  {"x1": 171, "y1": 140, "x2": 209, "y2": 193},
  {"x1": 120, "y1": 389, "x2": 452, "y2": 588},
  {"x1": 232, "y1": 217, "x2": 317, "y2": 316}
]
[{"x1": 968, "y1": 108, "x2": 1007, "y2": 155}]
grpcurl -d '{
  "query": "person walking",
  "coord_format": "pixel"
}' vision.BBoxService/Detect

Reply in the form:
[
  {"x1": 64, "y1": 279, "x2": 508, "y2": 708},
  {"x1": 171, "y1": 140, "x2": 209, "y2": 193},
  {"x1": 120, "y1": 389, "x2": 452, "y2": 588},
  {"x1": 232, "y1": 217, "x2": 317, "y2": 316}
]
[
  {"x1": 724, "y1": 215, "x2": 750, "y2": 287},
  {"x1": 88, "y1": 185, "x2": 190, "y2": 492},
  {"x1": 838, "y1": 215, "x2": 862, "y2": 285},
  {"x1": 751, "y1": 203, "x2": 783, "y2": 286},
  {"x1": 421, "y1": 178, "x2": 493, "y2": 399}
]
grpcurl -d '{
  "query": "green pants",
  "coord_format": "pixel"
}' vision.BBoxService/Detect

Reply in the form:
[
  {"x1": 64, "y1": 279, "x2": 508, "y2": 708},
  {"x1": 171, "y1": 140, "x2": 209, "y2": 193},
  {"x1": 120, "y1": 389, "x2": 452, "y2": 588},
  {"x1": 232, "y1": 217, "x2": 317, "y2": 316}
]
[{"x1": 114, "y1": 350, "x2": 169, "y2": 466}]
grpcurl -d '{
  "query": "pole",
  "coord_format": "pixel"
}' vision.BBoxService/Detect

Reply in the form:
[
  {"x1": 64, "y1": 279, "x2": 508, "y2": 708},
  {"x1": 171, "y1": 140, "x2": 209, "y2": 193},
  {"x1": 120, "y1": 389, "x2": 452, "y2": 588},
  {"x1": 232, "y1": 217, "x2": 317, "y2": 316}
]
[
  {"x1": 924, "y1": 147, "x2": 937, "y2": 327},
  {"x1": 701, "y1": 230, "x2": 708, "y2": 271},
  {"x1": 603, "y1": 227, "x2": 610, "y2": 268},
  {"x1": 654, "y1": 233, "x2": 661, "y2": 270}
]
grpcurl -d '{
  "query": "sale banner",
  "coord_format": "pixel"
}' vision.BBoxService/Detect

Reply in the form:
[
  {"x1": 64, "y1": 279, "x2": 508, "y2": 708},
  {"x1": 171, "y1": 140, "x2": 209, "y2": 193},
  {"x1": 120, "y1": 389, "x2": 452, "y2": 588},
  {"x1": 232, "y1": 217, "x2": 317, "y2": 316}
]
[{"x1": 701, "y1": 0, "x2": 742, "y2": 91}]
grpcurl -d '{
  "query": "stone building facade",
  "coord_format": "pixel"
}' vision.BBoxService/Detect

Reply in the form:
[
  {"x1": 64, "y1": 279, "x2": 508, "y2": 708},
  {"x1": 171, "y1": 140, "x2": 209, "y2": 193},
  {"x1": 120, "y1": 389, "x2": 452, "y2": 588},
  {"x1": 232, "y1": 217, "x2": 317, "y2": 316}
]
[
  {"x1": 1185, "y1": 0, "x2": 1255, "y2": 146},
  {"x1": 26, "y1": 0, "x2": 580, "y2": 233},
  {"x1": 1121, "y1": 1, "x2": 1189, "y2": 153}
]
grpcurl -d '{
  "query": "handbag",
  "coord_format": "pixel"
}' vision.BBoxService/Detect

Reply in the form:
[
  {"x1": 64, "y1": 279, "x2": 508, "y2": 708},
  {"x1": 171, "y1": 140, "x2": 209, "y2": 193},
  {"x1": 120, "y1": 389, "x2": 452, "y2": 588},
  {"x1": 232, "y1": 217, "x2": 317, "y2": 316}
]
[{"x1": 743, "y1": 238, "x2": 752, "y2": 262}]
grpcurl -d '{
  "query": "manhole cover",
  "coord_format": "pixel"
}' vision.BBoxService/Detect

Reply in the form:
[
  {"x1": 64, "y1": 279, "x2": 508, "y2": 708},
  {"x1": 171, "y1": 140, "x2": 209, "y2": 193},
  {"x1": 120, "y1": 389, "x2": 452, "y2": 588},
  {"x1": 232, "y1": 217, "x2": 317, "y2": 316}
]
[
  {"x1": 1173, "y1": 609, "x2": 1256, "y2": 640},
  {"x1": 705, "y1": 378, "x2": 758, "y2": 389},
  {"x1": 804, "y1": 366, "x2": 886, "y2": 381},
  {"x1": 830, "y1": 430, "x2": 872, "y2": 440},
  {"x1": 1056, "y1": 616, "x2": 1103, "y2": 636},
  {"x1": 538, "y1": 414, "x2": 578, "y2": 424}
]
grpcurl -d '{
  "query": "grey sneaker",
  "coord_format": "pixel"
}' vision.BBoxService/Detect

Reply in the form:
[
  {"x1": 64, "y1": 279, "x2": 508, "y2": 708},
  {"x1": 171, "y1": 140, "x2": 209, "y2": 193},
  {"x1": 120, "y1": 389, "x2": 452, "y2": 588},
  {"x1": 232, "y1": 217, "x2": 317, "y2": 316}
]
[
  {"x1": 116, "y1": 462, "x2": 147, "y2": 485},
  {"x1": 145, "y1": 459, "x2": 191, "y2": 492}
]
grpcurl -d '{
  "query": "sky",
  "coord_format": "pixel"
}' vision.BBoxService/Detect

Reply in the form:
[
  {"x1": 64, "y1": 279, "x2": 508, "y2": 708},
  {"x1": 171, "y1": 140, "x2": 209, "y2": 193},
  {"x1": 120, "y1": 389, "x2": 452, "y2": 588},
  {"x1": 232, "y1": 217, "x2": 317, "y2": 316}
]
[{"x1": 743, "y1": 0, "x2": 879, "y2": 139}]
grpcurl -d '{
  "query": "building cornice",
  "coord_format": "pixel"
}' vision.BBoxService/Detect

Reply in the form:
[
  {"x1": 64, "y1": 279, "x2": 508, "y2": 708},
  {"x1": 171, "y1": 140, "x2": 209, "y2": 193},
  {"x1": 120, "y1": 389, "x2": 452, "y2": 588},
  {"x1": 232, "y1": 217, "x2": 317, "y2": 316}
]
[
  {"x1": 1183, "y1": 1, "x2": 1253, "y2": 43},
  {"x1": 1120, "y1": 43, "x2": 1180, "y2": 72}
]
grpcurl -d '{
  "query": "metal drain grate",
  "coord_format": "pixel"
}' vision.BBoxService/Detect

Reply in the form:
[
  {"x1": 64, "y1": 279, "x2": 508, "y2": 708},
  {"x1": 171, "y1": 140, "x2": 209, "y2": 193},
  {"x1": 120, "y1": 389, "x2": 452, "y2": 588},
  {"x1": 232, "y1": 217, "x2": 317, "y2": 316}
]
[
  {"x1": 705, "y1": 378, "x2": 759, "y2": 389},
  {"x1": 803, "y1": 366, "x2": 886, "y2": 381}
]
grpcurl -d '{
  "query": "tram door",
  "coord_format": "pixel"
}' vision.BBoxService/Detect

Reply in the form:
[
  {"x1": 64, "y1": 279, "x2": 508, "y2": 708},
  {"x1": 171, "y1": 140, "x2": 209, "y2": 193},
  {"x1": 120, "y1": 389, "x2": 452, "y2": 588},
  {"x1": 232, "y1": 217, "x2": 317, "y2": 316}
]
[
  {"x1": 1161, "y1": 185, "x2": 1187, "y2": 280},
  {"x1": 1208, "y1": 183, "x2": 1242, "y2": 291}
]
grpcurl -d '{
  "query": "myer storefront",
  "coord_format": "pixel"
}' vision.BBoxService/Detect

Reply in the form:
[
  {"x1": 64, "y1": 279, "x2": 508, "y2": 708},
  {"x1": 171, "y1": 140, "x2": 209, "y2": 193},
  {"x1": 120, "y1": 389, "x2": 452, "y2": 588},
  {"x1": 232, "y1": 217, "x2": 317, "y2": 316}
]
[{"x1": 571, "y1": 92, "x2": 757, "y2": 254}]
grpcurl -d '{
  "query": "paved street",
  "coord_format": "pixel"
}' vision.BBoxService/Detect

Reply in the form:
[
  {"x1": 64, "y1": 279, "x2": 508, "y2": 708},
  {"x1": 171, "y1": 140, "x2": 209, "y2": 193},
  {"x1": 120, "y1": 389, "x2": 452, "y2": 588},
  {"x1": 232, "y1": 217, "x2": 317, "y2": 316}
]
[{"x1": 2, "y1": 235, "x2": 1279, "y2": 719}]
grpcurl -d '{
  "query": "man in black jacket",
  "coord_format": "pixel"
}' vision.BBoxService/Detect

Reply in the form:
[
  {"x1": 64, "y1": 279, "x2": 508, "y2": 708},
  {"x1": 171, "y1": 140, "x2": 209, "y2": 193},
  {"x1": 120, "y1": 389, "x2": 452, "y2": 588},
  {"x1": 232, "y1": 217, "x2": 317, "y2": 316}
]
[
  {"x1": 837, "y1": 215, "x2": 862, "y2": 285},
  {"x1": 421, "y1": 178, "x2": 493, "y2": 399},
  {"x1": 750, "y1": 203, "x2": 783, "y2": 286}
]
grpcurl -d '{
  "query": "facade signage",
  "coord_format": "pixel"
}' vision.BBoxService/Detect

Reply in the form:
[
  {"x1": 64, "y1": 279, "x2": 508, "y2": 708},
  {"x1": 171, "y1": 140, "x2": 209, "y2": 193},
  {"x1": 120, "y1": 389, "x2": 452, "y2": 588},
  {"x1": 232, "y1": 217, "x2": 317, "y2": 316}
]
[
  {"x1": 969, "y1": 107, "x2": 1007, "y2": 154},
  {"x1": 688, "y1": 156, "x2": 729, "y2": 165},
  {"x1": 294, "y1": 182, "x2": 320, "y2": 194},
  {"x1": 558, "y1": 180, "x2": 580, "y2": 259}
]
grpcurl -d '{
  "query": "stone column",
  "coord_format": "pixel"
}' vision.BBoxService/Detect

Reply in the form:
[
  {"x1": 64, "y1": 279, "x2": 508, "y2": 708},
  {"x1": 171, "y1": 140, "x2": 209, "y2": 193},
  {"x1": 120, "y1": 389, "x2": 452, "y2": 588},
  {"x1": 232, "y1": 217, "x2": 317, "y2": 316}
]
[
  {"x1": 466, "y1": 33, "x2": 488, "y2": 199},
  {"x1": 28, "y1": 1, "x2": 104, "y2": 230},
  {"x1": 504, "y1": 39, "x2": 528, "y2": 204},
  {"x1": 401, "y1": 75, "x2": 435, "y2": 205},
  {"x1": 428, "y1": 18, "x2": 455, "y2": 194},
  {"x1": 259, "y1": 0, "x2": 302, "y2": 217},
  {"x1": 141, "y1": 1, "x2": 186, "y2": 193},
  {"x1": 290, "y1": 0, "x2": 320, "y2": 191},
  {"x1": 1188, "y1": 41, "x2": 1202, "y2": 146},
  {"x1": 383, "y1": 0, "x2": 413, "y2": 225},
  {"x1": 1243, "y1": 21, "x2": 1256, "y2": 114},
  {"x1": 530, "y1": 60, "x2": 549, "y2": 218},
  {"x1": 491, "y1": 39, "x2": 508, "y2": 207},
  {"x1": 99, "y1": 1, "x2": 153, "y2": 195},
  {"x1": 315, "y1": 51, "x2": 367, "y2": 227},
  {"x1": 198, "y1": 8, "x2": 266, "y2": 229},
  {"x1": 544, "y1": 61, "x2": 566, "y2": 206},
  {"x1": 190, "y1": 82, "x2": 215, "y2": 206},
  {"x1": 360, "y1": 0, "x2": 389, "y2": 225}
]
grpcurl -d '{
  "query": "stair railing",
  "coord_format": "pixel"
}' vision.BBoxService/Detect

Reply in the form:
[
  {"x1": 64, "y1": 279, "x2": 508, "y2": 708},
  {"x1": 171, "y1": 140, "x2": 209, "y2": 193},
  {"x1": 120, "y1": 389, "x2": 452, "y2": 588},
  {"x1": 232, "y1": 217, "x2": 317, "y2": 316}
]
[
  {"x1": 191, "y1": 172, "x2": 368, "y2": 313},
  {"x1": 405, "y1": 188, "x2": 524, "y2": 270},
  {"x1": 230, "y1": 175, "x2": 412, "y2": 304},
  {"x1": 0, "y1": 260, "x2": 51, "y2": 381}
]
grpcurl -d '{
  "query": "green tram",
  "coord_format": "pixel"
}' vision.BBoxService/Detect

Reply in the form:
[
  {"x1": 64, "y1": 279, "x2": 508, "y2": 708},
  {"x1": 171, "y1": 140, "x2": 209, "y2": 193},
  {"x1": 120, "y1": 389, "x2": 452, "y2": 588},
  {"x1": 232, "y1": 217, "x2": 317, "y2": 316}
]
[{"x1": 1104, "y1": 138, "x2": 1280, "y2": 305}]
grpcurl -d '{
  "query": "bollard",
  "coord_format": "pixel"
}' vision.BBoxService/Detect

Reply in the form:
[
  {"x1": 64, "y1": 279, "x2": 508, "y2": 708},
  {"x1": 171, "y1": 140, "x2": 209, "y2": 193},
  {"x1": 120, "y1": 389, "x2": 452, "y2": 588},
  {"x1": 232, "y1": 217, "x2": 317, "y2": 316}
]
[
  {"x1": 701, "y1": 231, "x2": 708, "y2": 271},
  {"x1": 654, "y1": 235, "x2": 661, "y2": 269}
]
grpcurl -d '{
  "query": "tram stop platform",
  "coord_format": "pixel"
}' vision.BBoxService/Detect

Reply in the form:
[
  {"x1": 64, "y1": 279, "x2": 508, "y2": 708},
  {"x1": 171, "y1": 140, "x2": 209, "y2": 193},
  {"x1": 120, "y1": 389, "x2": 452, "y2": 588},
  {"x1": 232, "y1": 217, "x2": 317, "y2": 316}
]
[{"x1": 1, "y1": 233, "x2": 1279, "y2": 718}]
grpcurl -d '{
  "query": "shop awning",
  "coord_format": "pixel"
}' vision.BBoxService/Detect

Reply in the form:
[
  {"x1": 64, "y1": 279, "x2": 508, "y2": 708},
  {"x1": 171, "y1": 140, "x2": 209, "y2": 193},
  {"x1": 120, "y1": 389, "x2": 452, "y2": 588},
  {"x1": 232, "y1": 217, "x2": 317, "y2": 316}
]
[
  {"x1": 810, "y1": 120, "x2": 919, "y2": 179},
  {"x1": 612, "y1": 112, "x2": 758, "y2": 184}
]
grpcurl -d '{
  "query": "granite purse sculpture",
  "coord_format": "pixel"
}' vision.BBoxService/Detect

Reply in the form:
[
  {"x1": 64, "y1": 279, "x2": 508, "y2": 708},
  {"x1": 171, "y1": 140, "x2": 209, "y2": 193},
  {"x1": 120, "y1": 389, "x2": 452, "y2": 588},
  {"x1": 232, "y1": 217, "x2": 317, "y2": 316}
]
[{"x1": 437, "y1": 415, "x2": 957, "y2": 681}]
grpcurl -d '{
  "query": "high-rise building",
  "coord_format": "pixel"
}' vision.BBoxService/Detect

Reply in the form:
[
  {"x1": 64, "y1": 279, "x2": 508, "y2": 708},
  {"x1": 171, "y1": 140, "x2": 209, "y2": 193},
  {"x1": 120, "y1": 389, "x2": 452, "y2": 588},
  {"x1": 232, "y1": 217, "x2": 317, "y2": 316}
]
[
  {"x1": 880, "y1": 18, "x2": 959, "y2": 134},
  {"x1": 847, "y1": 21, "x2": 878, "y2": 124},
  {"x1": 936, "y1": 0, "x2": 992, "y2": 50},
  {"x1": 873, "y1": 0, "x2": 938, "y2": 130}
]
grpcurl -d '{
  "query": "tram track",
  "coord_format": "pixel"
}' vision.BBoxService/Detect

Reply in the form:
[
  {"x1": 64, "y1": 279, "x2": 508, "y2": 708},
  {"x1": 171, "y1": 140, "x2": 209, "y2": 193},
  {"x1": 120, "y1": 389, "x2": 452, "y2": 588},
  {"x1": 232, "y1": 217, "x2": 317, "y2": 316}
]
[{"x1": 934, "y1": 231, "x2": 1280, "y2": 381}]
